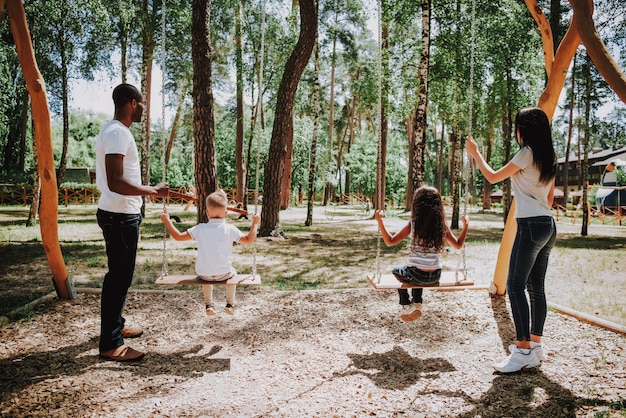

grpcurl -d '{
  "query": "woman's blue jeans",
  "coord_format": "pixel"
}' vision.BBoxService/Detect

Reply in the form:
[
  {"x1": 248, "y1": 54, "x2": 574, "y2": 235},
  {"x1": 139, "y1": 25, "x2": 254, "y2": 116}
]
[
  {"x1": 97, "y1": 209, "x2": 142, "y2": 352},
  {"x1": 507, "y1": 216, "x2": 556, "y2": 341}
]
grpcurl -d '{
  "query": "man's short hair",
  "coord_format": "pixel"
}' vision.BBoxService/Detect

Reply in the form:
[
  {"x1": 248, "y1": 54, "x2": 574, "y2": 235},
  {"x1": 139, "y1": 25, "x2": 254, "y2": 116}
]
[
  {"x1": 206, "y1": 190, "x2": 228, "y2": 210},
  {"x1": 112, "y1": 84, "x2": 141, "y2": 110}
]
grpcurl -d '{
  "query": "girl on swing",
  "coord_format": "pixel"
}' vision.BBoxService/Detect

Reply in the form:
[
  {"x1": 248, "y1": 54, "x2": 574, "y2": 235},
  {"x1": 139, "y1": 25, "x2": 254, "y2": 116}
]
[{"x1": 375, "y1": 185, "x2": 469, "y2": 322}]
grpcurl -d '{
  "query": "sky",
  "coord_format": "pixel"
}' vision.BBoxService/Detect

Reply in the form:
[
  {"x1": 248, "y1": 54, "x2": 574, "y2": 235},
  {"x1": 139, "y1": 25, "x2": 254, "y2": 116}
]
[{"x1": 70, "y1": 67, "x2": 173, "y2": 124}]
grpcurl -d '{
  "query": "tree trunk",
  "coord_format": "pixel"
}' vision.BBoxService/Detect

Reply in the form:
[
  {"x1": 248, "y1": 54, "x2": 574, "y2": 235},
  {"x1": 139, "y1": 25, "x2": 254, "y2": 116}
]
[
  {"x1": 501, "y1": 90, "x2": 513, "y2": 225},
  {"x1": 482, "y1": 128, "x2": 493, "y2": 210},
  {"x1": 165, "y1": 83, "x2": 187, "y2": 165},
  {"x1": 410, "y1": 0, "x2": 431, "y2": 196},
  {"x1": 140, "y1": 0, "x2": 156, "y2": 207},
  {"x1": 325, "y1": 13, "x2": 338, "y2": 207},
  {"x1": 436, "y1": 120, "x2": 444, "y2": 192},
  {"x1": 235, "y1": 0, "x2": 246, "y2": 205},
  {"x1": 279, "y1": 134, "x2": 293, "y2": 209},
  {"x1": 563, "y1": 53, "x2": 577, "y2": 206},
  {"x1": 344, "y1": 98, "x2": 356, "y2": 197},
  {"x1": 259, "y1": 0, "x2": 316, "y2": 236},
  {"x1": 118, "y1": 0, "x2": 129, "y2": 83},
  {"x1": 192, "y1": 0, "x2": 218, "y2": 223},
  {"x1": 19, "y1": 89, "x2": 29, "y2": 172},
  {"x1": 58, "y1": 32, "x2": 69, "y2": 185},
  {"x1": 581, "y1": 55, "x2": 592, "y2": 236},
  {"x1": 450, "y1": 131, "x2": 460, "y2": 228},
  {"x1": 404, "y1": 98, "x2": 414, "y2": 211},
  {"x1": 305, "y1": 37, "x2": 320, "y2": 227}
]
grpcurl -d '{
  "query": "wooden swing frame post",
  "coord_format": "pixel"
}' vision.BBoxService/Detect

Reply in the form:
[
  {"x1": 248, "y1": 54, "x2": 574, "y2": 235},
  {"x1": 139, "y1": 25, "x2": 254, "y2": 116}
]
[
  {"x1": 5, "y1": 0, "x2": 75, "y2": 299},
  {"x1": 492, "y1": 0, "x2": 626, "y2": 295}
]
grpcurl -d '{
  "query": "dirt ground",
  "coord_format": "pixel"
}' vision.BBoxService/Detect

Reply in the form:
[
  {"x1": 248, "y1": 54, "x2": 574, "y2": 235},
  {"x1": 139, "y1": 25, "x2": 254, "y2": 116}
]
[
  {"x1": 0, "y1": 286, "x2": 624, "y2": 417},
  {"x1": 1, "y1": 205, "x2": 624, "y2": 417}
]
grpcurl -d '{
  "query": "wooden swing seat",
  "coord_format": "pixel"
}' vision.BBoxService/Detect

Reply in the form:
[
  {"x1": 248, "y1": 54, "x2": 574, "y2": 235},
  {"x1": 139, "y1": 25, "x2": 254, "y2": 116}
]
[
  {"x1": 156, "y1": 274, "x2": 261, "y2": 286},
  {"x1": 367, "y1": 272, "x2": 488, "y2": 291}
]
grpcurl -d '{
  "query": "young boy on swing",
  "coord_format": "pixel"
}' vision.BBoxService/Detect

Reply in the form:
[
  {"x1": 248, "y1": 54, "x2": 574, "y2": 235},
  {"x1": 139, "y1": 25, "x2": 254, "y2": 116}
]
[
  {"x1": 161, "y1": 189, "x2": 260, "y2": 316},
  {"x1": 375, "y1": 186, "x2": 469, "y2": 322}
]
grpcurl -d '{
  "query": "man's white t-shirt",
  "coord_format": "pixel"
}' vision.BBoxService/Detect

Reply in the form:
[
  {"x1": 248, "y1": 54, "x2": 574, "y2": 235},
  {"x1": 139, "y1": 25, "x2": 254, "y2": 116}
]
[
  {"x1": 96, "y1": 120, "x2": 143, "y2": 214},
  {"x1": 188, "y1": 219, "x2": 245, "y2": 276},
  {"x1": 510, "y1": 146, "x2": 553, "y2": 218}
]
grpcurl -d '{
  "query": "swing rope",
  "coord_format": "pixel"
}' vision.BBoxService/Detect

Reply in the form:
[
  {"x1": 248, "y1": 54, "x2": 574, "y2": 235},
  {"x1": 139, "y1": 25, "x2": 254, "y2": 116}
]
[
  {"x1": 251, "y1": 0, "x2": 266, "y2": 278},
  {"x1": 160, "y1": 0, "x2": 168, "y2": 278},
  {"x1": 374, "y1": 0, "x2": 383, "y2": 283},
  {"x1": 373, "y1": 0, "x2": 476, "y2": 285},
  {"x1": 456, "y1": 0, "x2": 476, "y2": 284}
]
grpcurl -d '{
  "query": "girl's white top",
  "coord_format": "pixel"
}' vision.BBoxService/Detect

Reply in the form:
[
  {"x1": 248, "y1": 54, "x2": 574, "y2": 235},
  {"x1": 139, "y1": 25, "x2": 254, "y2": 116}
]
[{"x1": 510, "y1": 146, "x2": 553, "y2": 218}]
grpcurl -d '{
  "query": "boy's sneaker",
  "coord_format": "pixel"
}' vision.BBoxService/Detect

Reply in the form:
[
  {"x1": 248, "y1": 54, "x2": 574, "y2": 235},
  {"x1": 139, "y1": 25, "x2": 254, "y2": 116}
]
[
  {"x1": 224, "y1": 304, "x2": 235, "y2": 315},
  {"x1": 399, "y1": 303, "x2": 423, "y2": 322},
  {"x1": 508, "y1": 343, "x2": 547, "y2": 361},
  {"x1": 205, "y1": 305, "x2": 216, "y2": 316},
  {"x1": 494, "y1": 347, "x2": 540, "y2": 373}
]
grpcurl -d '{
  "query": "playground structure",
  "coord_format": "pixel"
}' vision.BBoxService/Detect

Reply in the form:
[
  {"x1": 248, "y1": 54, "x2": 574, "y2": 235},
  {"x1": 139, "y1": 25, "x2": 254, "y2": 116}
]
[
  {"x1": 595, "y1": 158, "x2": 625, "y2": 217},
  {"x1": 2, "y1": 0, "x2": 626, "y2": 300}
]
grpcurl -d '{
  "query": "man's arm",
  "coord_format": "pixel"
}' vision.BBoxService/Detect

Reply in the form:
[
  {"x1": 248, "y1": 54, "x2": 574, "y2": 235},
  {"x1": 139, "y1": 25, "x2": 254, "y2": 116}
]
[{"x1": 105, "y1": 154, "x2": 168, "y2": 197}]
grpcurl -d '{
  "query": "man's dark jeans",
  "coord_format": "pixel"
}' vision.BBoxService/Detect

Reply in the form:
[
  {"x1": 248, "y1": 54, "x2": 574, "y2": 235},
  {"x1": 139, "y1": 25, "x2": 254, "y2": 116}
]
[{"x1": 97, "y1": 209, "x2": 142, "y2": 352}]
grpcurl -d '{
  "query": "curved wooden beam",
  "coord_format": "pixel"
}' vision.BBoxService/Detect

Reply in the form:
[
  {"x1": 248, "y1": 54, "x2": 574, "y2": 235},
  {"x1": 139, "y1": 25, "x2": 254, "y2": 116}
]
[
  {"x1": 493, "y1": 1, "x2": 582, "y2": 294},
  {"x1": 7, "y1": 0, "x2": 73, "y2": 299},
  {"x1": 524, "y1": 0, "x2": 554, "y2": 78},
  {"x1": 537, "y1": 12, "x2": 582, "y2": 121},
  {"x1": 570, "y1": 0, "x2": 626, "y2": 104}
]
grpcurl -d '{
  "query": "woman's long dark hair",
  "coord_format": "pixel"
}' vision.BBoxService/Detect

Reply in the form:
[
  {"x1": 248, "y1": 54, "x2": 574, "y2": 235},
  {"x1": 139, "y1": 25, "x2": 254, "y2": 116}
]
[
  {"x1": 411, "y1": 186, "x2": 447, "y2": 251},
  {"x1": 515, "y1": 107, "x2": 557, "y2": 184}
]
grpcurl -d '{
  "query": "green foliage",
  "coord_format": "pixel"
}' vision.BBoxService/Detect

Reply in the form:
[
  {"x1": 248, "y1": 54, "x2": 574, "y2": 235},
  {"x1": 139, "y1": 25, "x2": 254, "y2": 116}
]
[
  {"x1": 615, "y1": 166, "x2": 626, "y2": 186},
  {"x1": 2, "y1": 0, "x2": 625, "y2": 206},
  {"x1": 51, "y1": 111, "x2": 107, "y2": 169}
]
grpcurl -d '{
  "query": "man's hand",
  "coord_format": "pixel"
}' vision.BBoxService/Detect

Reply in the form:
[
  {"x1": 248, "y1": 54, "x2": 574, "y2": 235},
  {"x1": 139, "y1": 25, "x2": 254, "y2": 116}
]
[{"x1": 152, "y1": 182, "x2": 169, "y2": 197}]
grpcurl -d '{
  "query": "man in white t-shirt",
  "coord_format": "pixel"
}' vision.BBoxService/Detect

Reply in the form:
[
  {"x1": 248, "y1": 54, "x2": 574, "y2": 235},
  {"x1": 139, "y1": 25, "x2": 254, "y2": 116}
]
[{"x1": 96, "y1": 84, "x2": 168, "y2": 362}]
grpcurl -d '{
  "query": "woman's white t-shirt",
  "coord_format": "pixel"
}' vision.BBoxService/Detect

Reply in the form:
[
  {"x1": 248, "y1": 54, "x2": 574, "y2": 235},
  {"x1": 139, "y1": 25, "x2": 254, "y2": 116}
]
[{"x1": 510, "y1": 146, "x2": 553, "y2": 218}]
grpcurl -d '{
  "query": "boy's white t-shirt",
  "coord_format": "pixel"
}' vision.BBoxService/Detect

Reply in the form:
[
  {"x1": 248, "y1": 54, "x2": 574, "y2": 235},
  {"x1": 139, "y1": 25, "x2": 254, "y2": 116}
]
[
  {"x1": 95, "y1": 120, "x2": 143, "y2": 214},
  {"x1": 510, "y1": 146, "x2": 553, "y2": 218},
  {"x1": 188, "y1": 219, "x2": 244, "y2": 276}
]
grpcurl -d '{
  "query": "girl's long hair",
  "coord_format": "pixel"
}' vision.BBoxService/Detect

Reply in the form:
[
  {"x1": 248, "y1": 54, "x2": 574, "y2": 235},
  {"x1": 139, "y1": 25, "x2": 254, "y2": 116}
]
[
  {"x1": 411, "y1": 186, "x2": 447, "y2": 251},
  {"x1": 515, "y1": 107, "x2": 557, "y2": 184}
]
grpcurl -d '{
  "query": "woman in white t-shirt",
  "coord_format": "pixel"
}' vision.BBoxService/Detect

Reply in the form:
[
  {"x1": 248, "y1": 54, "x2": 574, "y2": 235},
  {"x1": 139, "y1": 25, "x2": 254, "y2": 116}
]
[{"x1": 466, "y1": 107, "x2": 557, "y2": 373}]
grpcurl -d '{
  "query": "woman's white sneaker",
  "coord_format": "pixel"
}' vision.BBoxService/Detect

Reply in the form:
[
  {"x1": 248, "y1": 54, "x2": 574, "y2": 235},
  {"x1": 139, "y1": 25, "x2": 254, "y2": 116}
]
[
  {"x1": 494, "y1": 347, "x2": 540, "y2": 373},
  {"x1": 508, "y1": 343, "x2": 546, "y2": 361},
  {"x1": 531, "y1": 342, "x2": 546, "y2": 361}
]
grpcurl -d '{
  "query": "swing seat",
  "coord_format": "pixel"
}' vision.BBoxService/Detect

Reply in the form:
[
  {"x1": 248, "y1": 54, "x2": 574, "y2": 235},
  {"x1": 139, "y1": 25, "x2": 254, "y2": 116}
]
[
  {"x1": 156, "y1": 274, "x2": 261, "y2": 286},
  {"x1": 367, "y1": 272, "x2": 487, "y2": 291}
]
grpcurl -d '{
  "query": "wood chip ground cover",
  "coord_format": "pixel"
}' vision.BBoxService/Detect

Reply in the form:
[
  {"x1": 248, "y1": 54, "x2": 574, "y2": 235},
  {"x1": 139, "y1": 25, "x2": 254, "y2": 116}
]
[{"x1": 1, "y1": 289, "x2": 624, "y2": 417}]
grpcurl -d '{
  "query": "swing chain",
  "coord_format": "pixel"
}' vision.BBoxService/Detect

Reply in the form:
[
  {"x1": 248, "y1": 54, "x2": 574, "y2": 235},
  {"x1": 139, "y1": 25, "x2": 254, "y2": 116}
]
[
  {"x1": 251, "y1": 0, "x2": 266, "y2": 278},
  {"x1": 459, "y1": 0, "x2": 476, "y2": 284},
  {"x1": 373, "y1": 0, "x2": 383, "y2": 283},
  {"x1": 160, "y1": 0, "x2": 168, "y2": 278}
]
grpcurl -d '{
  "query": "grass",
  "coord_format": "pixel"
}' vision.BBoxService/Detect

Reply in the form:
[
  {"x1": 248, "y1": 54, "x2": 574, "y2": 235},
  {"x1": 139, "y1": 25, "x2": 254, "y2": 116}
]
[{"x1": 0, "y1": 203, "x2": 625, "y2": 328}]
